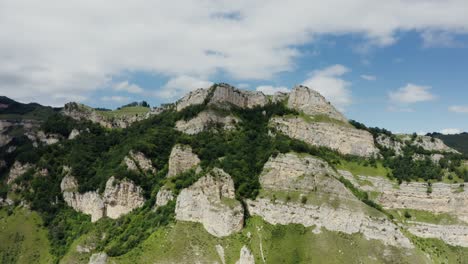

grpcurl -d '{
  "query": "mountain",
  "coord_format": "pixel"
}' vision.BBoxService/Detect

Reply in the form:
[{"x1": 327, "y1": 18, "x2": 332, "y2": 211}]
[{"x1": 1, "y1": 84, "x2": 468, "y2": 263}]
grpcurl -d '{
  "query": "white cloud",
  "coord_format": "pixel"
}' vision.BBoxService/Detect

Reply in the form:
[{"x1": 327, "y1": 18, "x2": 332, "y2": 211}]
[
  {"x1": 302, "y1": 64, "x2": 352, "y2": 110},
  {"x1": 440, "y1": 128, "x2": 461, "y2": 135},
  {"x1": 101, "y1": 96, "x2": 130, "y2": 103},
  {"x1": 360, "y1": 74, "x2": 376, "y2": 81},
  {"x1": 155, "y1": 75, "x2": 213, "y2": 100},
  {"x1": 256, "y1": 85, "x2": 290, "y2": 95},
  {"x1": 449, "y1": 105, "x2": 468, "y2": 113},
  {"x1": 112, "y1": 81, "x2": 144, "y2": 94},
  {"x1": 389, "y1": 84, "x2": 437, "y2": 104},
  {"x1": 0, "y1": 1, "x2": 468, "y2": 105},
  {"x1": 422, "y1": 31, "x2": 461, "y2": 48}
]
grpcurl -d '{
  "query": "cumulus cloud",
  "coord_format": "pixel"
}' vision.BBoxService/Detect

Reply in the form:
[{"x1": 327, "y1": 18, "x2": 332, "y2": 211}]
[
  {"x1": 302, "y1": 64, "x2": 352, "y2": 110},
  {"x1": 449, "y1": 105, "x2": 468, "y2": 113},
  {"x1": 360, "y1": 74, "x2": 376, "y2": 81},
  {"x1": 112, "y1": 81, "x2": 144, "y2": 94},
  {"x1": 1, "y1": 1, "x2": 468, "y2": 104},
  {"x1": 389, "y1": 84, "x2": 437, "y2": 104},
  {"x1": 256, "y1": 85, "x2": 290, "y2": 95},
  {"x1": 155, "y1": 75, "x2": 213, "y2": 100},
  {"x1": 440, "y1": 128, "x2": 461, "y2": 135}
]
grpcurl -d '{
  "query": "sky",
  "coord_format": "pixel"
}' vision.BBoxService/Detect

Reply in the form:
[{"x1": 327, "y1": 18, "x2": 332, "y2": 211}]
[{"x1": 1, "y1": 0, "x2": 468, "y2": 134}]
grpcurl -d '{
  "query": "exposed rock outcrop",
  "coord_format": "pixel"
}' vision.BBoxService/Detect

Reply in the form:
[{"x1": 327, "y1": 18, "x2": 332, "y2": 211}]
[
  {"x1": 175, "y1": 168, "x2": 244, "y2": 237},
  {"x1": 155, "y1": 188, "x2": 174, "y2": 208},
  {"x1": 61, "y1": 174, "x2": 145, "y2": 222},
  {"x1": 287, "y1": 85, "x2": 347, "y2": 122},
  {"x1": 343, "y1": 173, "x2": 468, "y2": 223},
  {"x1": 209, "y1": 83, "x2": 268, "y2": 109},
  {"x1": 376, "y1": 135, "x2": 404, "y2": 156},
  {"x1": 407, "y1": 222, "x2": 468, "y2": 247},
  {"x1": 7, "y1": 161, "x2": 33, "y2": 185},
  {"x1": 175, "y1": 84, "x2": 268, "y2": 111},
  {"x1": 270, "y1": 116, "x2": 379, "y2": 157},
  {"x1": 236, "y1": 246, "x2": 255, "y2": 264},
  {"x1": 68, "y1": 129, "x2": 81, "y2": 140},
  {"x1": 167, "y1": 144, "x2": 200, "y2": 177},
  {"x1": 88, "y1": 252, "x2": 108, "y2": 264},
  {"x1": 62, "y1": 102, "x2": 148, "y2": 129},
  {"x1": 61, "y1": 175, "x2": 105, "y2": 222},
  {"x1": 103, "y1": 176, "x2": 146, "y2": 219},
  {"x1": 339, "y1": 171, "x2": 468, "y2": 246},
  {"x1": 176, "y1": 88, "x2": 210, "y2": 111},
  {"x1": 247, "y1": 153, "x2": 413, "y2": 248},
  {"x1": 124, "y1": 151, "x2": 156, "y2": 174},
  {"x1": 260, "y1": 153, "x2": 337, "y2": 192},
  {"x1": 175, "y1": 110, "x2": 240, "y2": 135},
  {"x1": 400, "y1": 134, "x2": 459, "y2": 153}
]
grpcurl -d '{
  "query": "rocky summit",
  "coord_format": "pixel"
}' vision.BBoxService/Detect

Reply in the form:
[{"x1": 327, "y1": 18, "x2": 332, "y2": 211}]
[{"x1": 1, "y1": 83, "x2": 467, "y2": 264}]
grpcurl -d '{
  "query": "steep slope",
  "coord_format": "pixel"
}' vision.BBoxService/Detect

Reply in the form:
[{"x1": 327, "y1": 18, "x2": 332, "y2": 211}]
[{"x1": 1, "y1": 83, "x2": 467, "y2": 264}]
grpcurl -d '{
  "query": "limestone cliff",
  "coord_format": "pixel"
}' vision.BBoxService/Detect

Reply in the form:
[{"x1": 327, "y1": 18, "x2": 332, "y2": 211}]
[
  {"x1": 155, "y1": 188, "x2": 174, "y2": 208},
  {"x1": 61, "y1": 174, "x2": 145, "y2": 222},
  {"x1": 287, "y1": 85, "x2": 348, "y2": 123},
  {"x1": 167, "y1": 144, "x2": 200, "y2": 177},
  {"x1": 339, "y1": 170, "x2": 468, "y2": 247},
  {"x1": 247, "y1": 153, "x2": 413, "y2": 248},
  {"x1": 7, "y1": 161, "x2": 33, "y2": 185},
  {"x1": 124, "y1": 151, "x2": 156, "y2": 174},
  {"x1": 175, "y1": 83, "x2": 268, "y2": 111},
  {"x1": 62, "y1": 102, "x2": 148, "y2": 129},
  {"x1": 175, "y1": 168, "x2": 244, "y2": 237},
  {"x1": 270, "y1": 116, "x2": 379, "y2": 157},
  {"x1": 176, "y1": 88, "x2": 210, "y2": 112},
  {"x1": 175, "y1": 110, "x2": 240, "y2": 135},
  {"x1": 209, "y1": 83, "x2": 268, "y2": 109}
]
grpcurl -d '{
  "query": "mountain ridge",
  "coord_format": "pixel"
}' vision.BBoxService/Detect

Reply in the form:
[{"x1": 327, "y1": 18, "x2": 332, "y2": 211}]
[{"x1": 0, "y1": 84, "x2": 468, "y2": 263}]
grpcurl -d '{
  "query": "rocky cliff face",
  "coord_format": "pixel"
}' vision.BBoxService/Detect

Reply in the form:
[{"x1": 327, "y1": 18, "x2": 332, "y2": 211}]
[
  {"x1": 175, "y1": 83, "x2": 268, "y2": 111},
  {"x1": 167, "y1": 144, "x2": 201, "y2": 177},
  {"x1": 247, "y1": 153, "x2": 413, "y2": 248},
  {"x1": 175, "y1": 110, "x2": 240, "y2": 135},
  {"x1": 209, "y1": 83, "x2": 268, "y2": 109},
  {"x1": 62, "y1": 102, "x2": 148, "y2": 129},
  {"x1": 401, "y1": 134, "x2": 459, "y2": 153},
  {"x1": 176, "y1": 88, "x2": 210, "y2": 112},
  {"x1": 339, "y1": 170, "x2": 468, "y2": 247},
  {"x1": 175, "y1": 168, "x2": 244, "y2": 237},
  {"x1": 61, "y1": 174, "x2": 145, "y2": 222},
  {"x1": 124, "y1": 151, "x2": 156, "y2": 174},
  {"x1": 271, "y1": 116, "x2": 379, "y2": 157},
  {"x1": 7, "y1": 161, "x2": 33, "y2": 185},
  {"x1": 155, "y1": 188, "x2": 174, "y2": 208},
  {"x1": 287, "y1": 85, "x2": 348, "y2": 122}
]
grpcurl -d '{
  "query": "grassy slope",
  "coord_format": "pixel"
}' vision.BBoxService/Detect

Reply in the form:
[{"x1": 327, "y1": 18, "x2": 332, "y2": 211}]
[
  {"x1": 110, "y1": 217, "x2": 431, "y2": 264},
  {"x1": 0, "y1": 208, "x2": 54, "y2": 264},
  {"x1": 430, "y1": 133, "x2": 468, "y2": 156},
  {"x1": 336, "y1": 160, "x2": 391, "y2": 177},
  {"x1": 96, "y1": 106, "x2": 149, "y2": 118}
]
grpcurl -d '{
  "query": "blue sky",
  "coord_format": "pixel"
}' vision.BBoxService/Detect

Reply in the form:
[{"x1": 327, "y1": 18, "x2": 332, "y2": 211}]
[{"x1": 1, "y1": 1, "x2": 467, "y2": 134}]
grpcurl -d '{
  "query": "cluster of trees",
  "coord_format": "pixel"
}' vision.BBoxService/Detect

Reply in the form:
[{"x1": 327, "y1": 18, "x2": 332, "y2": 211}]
[{"x1": 117, "y1": 101, "x2": 150, "y2": 109}]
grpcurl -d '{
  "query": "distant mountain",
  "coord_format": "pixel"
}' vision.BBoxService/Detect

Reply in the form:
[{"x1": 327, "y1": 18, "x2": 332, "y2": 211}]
[
  {"x1": 428, "y1": 132, "x2": 468, "y2": 156},
  {"x1": 0, "y1": 96, "x2": 58, "y2": 120}
]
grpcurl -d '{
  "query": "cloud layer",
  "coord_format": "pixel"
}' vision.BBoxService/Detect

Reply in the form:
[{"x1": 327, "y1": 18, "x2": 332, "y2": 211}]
[{"x1": 1, "y1": 1, "x2": 468, "y2": 105}]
